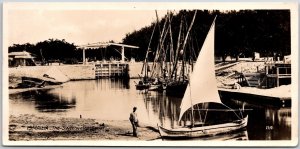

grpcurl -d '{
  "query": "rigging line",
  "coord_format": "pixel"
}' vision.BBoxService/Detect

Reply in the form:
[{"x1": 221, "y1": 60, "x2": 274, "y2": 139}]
[
  {"x1": 193, "y1": 36, "x2": 199, "y2": 61},
  {"x1": 239, "y1": 108, "x2": 244, "y2": 119},
  {"x1": 196, "y1": 103, "x2": 202, "y2": 123},
  {"x1": 221, "y1": 103, "x2": 243, "y2": 120},
  {"x1": 187, "y1": 108, "x2": 253, "y2": 111},
  {"x1": 203, "y1": 109, "x2": 208, "y2": 127}
]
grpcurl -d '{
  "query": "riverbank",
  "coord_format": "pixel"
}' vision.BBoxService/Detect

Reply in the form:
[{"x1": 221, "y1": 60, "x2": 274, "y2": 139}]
[
  {"x1": 7, "y1": 61, "x2": 291, "y2": 141},
  {"x1": 9, "y1": 114, "x2": 160, "y2": 141}
]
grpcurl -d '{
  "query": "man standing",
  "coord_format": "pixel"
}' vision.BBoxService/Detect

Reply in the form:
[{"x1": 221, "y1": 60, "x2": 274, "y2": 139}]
[{"x1": 129, "y1": 107, "x2": 138, "y2": 137}]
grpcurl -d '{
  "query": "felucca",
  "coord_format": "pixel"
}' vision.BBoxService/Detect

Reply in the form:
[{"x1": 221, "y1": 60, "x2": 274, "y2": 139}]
[{"x1": 158, "y1": 17, "x2": 248, "y2": 139}]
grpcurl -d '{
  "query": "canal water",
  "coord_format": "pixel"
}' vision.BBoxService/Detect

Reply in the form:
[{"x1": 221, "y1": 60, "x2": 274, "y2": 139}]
[{"x1": 9, "y1": 79, "x2": 291, "y2": 140}]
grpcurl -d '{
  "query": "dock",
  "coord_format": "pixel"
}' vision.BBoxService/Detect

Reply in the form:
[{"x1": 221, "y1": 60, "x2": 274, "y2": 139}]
[{"x1": 218, "y1": 87, "x2": 291, "y2": 107}]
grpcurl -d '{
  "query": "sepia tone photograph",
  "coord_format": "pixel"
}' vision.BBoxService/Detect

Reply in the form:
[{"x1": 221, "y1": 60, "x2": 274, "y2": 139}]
[{"x1": 2, "y1": 2, "x2": 298, "y2": 147}]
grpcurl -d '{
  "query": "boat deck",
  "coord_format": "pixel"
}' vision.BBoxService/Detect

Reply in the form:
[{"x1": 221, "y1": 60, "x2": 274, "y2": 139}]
[{"x1": 218, "y1": 87, "x2": 291, "y2": 107}]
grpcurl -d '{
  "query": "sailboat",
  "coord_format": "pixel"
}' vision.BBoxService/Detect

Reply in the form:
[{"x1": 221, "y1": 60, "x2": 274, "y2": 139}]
[
  {"x1": 158, "y1": 17, "x2": 248, "y2": 138},
  {"x1": 166, "y1": 11, "x2": 196, "y2": 97}
]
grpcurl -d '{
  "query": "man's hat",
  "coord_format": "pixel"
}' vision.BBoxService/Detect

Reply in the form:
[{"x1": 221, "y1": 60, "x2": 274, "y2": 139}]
[{"x1": 133, "y1": 107, "x2": 137, "y2": 110}]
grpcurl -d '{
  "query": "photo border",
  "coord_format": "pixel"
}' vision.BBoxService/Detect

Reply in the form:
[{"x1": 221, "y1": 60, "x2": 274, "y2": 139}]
[{"x1": 2, "y1": 2, "x2": 298, "y2": 147}]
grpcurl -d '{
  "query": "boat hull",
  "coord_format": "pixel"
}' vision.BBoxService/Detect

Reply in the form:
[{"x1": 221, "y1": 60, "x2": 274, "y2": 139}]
[
  {"x1": 166, "y1": 81, "x2": 188, "y2": 97},
  {"x1": 158, "y1": 115, "x2": 248, "y2": 139},
  {"x1": 148, "y1": 83, "x2": 167, "y2": 92},
  {"x1": 135, "y1": 85, "x2": 149, "y2": 90}
]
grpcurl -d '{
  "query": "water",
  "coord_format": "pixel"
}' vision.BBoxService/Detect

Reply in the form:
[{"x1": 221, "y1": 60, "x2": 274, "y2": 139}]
[{"x1": 9, "y1": 79, "x2": 291, "y2": 140}]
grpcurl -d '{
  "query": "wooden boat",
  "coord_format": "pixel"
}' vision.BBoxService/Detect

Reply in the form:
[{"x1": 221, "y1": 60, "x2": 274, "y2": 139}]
[
  {"x1": 158, "y1": 117, "x2": 248, "y2": 138},
  {"x1": 165, "y1": 11, "x2": 196, "y2": 97},
  {"x1": 158, "y1": 17, "x2": 248, "y2": 139},
  {"x1": 160, "y1": 128, "x2": 249, "y2": 141},
  {"x1": 166, "y1": 80, "x2": 188, "y2": 97},
  {"x1": 135, "y1": 80, "x2": 150, "y2": 90},
  {"x1": 135, "y1": 15, "x2": 156, "y2": 91}
]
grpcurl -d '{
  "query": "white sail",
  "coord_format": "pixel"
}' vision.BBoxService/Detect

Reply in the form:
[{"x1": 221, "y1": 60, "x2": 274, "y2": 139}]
[{"x1": 179, "y1": 18, "x2": 220, "y2": 121}]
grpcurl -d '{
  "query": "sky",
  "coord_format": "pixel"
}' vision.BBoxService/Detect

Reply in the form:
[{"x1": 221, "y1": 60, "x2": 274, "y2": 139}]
[
  {"x1": 7, "y1": 9, "x2": 168, "y2": 46},
  {"x1": 5, "y1": 2, "x2": 295, "y2": 47}
]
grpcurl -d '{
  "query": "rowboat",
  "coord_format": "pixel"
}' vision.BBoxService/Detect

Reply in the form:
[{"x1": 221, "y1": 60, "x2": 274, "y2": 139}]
[{"x1": 158, "y1": 116, "x2": 248, "y2": 138}]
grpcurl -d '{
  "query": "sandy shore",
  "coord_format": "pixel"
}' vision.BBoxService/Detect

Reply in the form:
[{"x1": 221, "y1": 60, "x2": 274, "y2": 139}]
[{"x1": 9, "y1": 114, "x2": 160, "y2": 141}]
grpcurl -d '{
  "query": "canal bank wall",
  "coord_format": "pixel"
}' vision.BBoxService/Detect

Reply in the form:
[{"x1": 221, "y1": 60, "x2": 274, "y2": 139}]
[
  {"x1": 9, "y1": 65, "x2": 95, "y2": 80},
  {"x1": 8, "y1": 61, "x2": 270, "y2": 81},
  {"x1": 9, "y1": 62, "x2": 145, "y2": 80}
]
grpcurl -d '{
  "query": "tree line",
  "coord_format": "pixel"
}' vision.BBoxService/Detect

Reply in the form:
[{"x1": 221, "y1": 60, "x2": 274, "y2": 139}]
[
  {"x1": 122, "y1": 10, "x2": 290, "y2": 62},
  {"x1": 9, "y1": 9, "x2": 290, "y2": 64}
]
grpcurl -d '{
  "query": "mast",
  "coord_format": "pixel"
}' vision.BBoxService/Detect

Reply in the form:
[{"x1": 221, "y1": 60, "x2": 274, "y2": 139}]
[
  {"x1": 141, "y1": 20, "x2": 157, "y2": 80},
  {"x1": 181, "y1": 10, "x2": 198, "y2": 126},
  {"x1": 188, "y1": 74, "x2": 194, "y2": 127},
  {"x1": 171, "y1": 17, "x2": 183, "y2": 81},
  {"x1": 180, "y1": 10, "x2": 197, "y2": 70},
  {"x1": 171, "y1": 10, "x2": 197, "y2": 82},
  {"x1": 168, "y1": 13, "x2": 174, "y2": 79},
  {"x1": 151, "y1": 10, "x2": 167, "y2": 78}
]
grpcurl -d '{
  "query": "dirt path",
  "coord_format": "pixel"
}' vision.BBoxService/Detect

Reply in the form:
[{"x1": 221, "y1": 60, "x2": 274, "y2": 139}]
[{"x1": 9, "y1": 114, "x2": 161, "y2": 141}]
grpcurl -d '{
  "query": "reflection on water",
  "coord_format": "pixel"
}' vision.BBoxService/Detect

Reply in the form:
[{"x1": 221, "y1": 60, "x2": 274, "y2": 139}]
[
  {"x1": 9, "y1": 89, "x2": 76, "y2": 113},
  {"x1": 9, "y1": 79, "x2": 291, "y2": 140},
  {"x1": 143, "y1": 92, "x2": 181, "y2": 129},
  {"x1": 222, "y1": 99, "x2": 291, "y2": 140},
  {"x1": 34, "y1": 90, "x2": 76, "y2": 112}
]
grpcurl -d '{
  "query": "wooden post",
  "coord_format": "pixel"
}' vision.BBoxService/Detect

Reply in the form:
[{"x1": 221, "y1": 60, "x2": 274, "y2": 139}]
[
  {"x1": 83, "y1": 49, "x2": 86, "y2": 65},
  {"x1": 276, "y1": 67, "x2": 279, "y2": 87},
  {"x1": 121, "y1": 46, "x2": 125, "y2": 63}
]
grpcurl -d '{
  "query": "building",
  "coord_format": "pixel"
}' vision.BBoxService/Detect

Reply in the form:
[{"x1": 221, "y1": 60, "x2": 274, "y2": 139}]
[{"x1": 8, "y1": 51, "x2": 36, "y2": 67}]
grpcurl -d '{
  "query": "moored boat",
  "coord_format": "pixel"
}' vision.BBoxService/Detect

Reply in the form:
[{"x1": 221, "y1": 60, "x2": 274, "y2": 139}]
[
  {"x1": 158, "y1": 16, "x2": 248, "y2": 139},
  {"x1": 135, "y1": 80, "x2": 150, "y2": 90},
  {"x1": 166, "y1": 80, "x2": 188, "y2": 97},
  {"x1": 158, "y1": 115, "x2": 248, "y2": 138}
]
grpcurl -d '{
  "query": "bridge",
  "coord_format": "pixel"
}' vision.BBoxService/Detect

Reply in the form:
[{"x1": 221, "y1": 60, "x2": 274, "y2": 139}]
[{"x1": 76, "y1": 42, "x2": 139, "y2": 64}]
